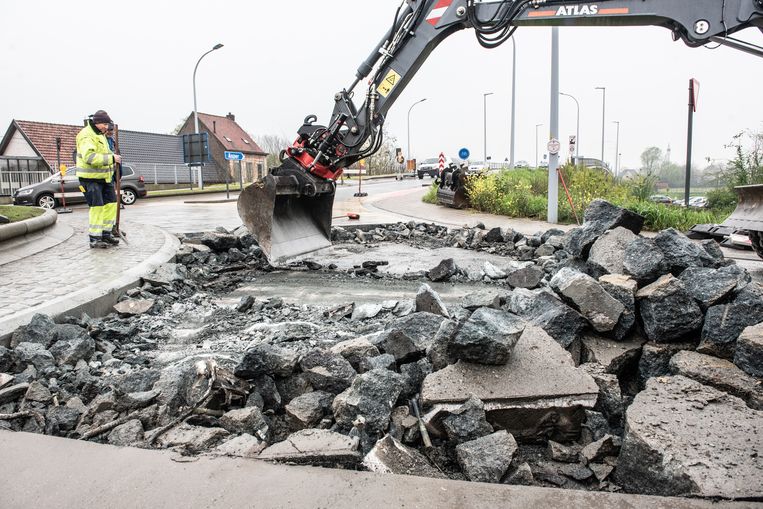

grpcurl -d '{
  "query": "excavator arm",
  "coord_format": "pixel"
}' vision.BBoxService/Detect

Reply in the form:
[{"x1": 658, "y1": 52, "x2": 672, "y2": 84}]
[{"x1": 238, "y1": 0, "x2": 763, "y2": 262}]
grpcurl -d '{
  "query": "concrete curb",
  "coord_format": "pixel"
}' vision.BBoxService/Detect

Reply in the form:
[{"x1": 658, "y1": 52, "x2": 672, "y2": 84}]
[
  {"x1": 0, "y1": 224, "x2": 180, "y2": 345},
  {"x1": 0, "y1": 432, "x2": 750, "y2": 509},
  {"x1": 0, "y1": 220, "x2": 74, "y2": 266},
  {"x1": 0, "y1": 208, "x2": 57, "y2": 242},
  {"x1": 184, "y1": 197, "x2": 239, "y2": 204}
]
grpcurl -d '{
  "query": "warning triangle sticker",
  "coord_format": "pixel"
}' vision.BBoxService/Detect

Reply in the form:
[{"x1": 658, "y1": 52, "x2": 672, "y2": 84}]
[{"x1": 386, "y1": 75, "x2": 397, "y2": 86}]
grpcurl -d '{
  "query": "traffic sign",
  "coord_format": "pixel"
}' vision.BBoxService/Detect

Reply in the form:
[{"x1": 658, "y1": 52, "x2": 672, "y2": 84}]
[
  {"x1": 459, "y1": 148, "x2": 470, "y2": 160},
  {"x1": 224, "y1": 151, "x2": 245, "y2": 161},
  {"x1": 547, "y1": 139, "x2": 561, "y2": 155},
  {"x1": 438, "y1": 152, "x2": 446, "y2": 171}
]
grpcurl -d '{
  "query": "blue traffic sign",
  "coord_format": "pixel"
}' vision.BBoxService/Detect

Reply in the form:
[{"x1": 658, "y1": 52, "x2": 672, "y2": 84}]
[
  {"x1": 224, "y1": 151, "x2": 245, "y2": 161},
  {"x1": 458, "y1": 148, "x2": 470, "y2": 160}
]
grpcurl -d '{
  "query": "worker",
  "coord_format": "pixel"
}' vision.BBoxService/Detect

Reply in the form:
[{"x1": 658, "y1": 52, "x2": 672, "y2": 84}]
[{"x1": 76, "y1": 110, "x2": 121, "y2": 248}]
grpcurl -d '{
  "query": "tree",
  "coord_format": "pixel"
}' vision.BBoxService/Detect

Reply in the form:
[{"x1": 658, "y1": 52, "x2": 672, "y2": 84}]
[
  {"x1": 365, "y1": 127, "x2": 399, "y2": 175},
  {"x1": 170, "y1": 117, "x2": 188, "y2": 135},
  {"x1": 640, "y1": 146, "x2": 662, "y2": 174},
  {"x1": 722, "y1": 130, "x2": 763, "y2": 188},
  {"x1": 254, "y1": 134, "x2": 292, "y2": 169}
]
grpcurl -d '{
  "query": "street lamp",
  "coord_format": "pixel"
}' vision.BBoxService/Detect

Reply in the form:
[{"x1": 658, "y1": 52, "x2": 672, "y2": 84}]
[
  {"x1": 483, "y1": 92, "x2": 494, "y2": 167},
  {"x1": 560, "y1": 92, "x2": 580, "y2": 162},
  {"x1": 407, "y1": 98, "x2": 427, "y2": 163},
  {"x1": 193, "y1": 43, "x2": 224, "y2": 134},
  {"x1": 192, "y1": 43, "x2": 223, "y2": 189},
  {"x1": 535, "y1": 123, "x2": 544, "y2": 169},
  {"x1": 509, "y1": 38, "x2": 517, "y2": 169},
  {"x1": 613, "y1": 120, "x2": 621, "y2": 177},
  {"x1": 595, "y1": 86, "x2": 606, "y2": 164}
]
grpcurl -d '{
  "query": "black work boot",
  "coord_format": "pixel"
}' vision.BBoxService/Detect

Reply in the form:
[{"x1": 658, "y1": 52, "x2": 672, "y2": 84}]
[
  {"x1": 89, "y1": 236, "x2": 109, "y2": 249},
  {"x1": 102, "y1": 234, "x2": 119, "y2": 246}
]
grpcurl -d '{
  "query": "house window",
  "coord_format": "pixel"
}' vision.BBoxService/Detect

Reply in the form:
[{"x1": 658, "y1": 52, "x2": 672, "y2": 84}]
[
  {"x1": 246, "y1": 162, "x2": 254, "y2": 181},
  {"x1": 257, "y1": 163, "x2": 264, "y2": 180}
]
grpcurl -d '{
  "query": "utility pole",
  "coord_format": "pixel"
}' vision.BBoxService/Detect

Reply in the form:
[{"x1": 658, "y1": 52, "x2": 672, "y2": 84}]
[
  {"x1": 483, "y1": 92, "x2": 494, "y2": 167},
  {"x1": 509, "y1": 38, "x2": 517, "y2": 169},
  {"x1": 407, "y1": 98, "x2": 427, "y2": 165},
  {"x1": 535, "y1": 123, "x2": 543, "y2": 170},
  {"x1": 547, "y1": 27, "x2": 560, "y2": 224},
  {"x1": 595, "y1": 86, "x2": 606, "y2": 164},
  {"x1": 613, "y1": 120, "x2": 620, "y2": 177}
]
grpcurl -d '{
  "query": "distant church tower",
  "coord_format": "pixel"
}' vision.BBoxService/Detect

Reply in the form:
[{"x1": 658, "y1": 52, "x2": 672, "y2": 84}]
[{"x1": 664, "y1": 144, "x2": 672, "y2": 163}]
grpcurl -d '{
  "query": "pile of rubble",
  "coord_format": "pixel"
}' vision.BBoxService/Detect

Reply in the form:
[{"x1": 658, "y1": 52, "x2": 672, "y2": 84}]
[{"x1": 1, "y1": 199, "x2": 761, "y2": 499}]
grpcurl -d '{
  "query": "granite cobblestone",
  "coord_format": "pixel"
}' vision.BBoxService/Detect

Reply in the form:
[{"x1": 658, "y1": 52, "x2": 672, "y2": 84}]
[{"x1": 0, "y1": 219, "x2": 166, "y2": 320}]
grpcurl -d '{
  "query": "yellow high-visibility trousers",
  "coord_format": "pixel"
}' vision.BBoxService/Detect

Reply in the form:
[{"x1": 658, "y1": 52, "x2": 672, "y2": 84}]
[{"x1": 89, "y1": 205, "x2": 104, "y2": 239}]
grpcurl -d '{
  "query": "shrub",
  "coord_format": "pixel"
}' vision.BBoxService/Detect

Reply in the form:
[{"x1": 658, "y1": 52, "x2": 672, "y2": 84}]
[{"x1": 706, "y1": 188, "x2": 738, "y2": 209}]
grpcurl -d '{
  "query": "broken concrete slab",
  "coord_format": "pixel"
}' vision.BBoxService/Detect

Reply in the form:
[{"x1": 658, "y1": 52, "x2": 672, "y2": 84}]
[
  {"x1": 636, "y1": 275, "x2": 703, "y2": 342},
  {"x1": 550, "y1": 268, "x2": 624, "y2": 333},
  {"x1": 482, "y1": 261, "x2": 507, "y2": 280},
  {"x1": 637, "y1": 342, "x2": 695, "y2": 389},
  {"x1": 113, "y1": 299, "x2": 155, "y2": 316},
  {"x1": 447, "y1": 308, "x2": 525, "y2": 365},
  {"x1": 598, "y1": 274, "x2": 637, "y2": 341},
  {"x1": 10, "y1": 313, "x2": 57, "y2": 349},
  {"x1": 679, "y1": 266, "x2": 739, "y2": 310},
  {"x1": 351, "y1": 303, "x2": 383, "y2": 321},
  {"x1": 107, "y1": 419, "x2": 144, "y2": 446},
  {"x1": 547, "y1": 440, "x2": 582, "y2": 463},
  {"x1": 442, "y1": 396, "x2": 494, "y2": 442},
  {"x1": 259, "y1": 429, "x2": 361, "y2": 467},
  {"x1": 580, "y1": 363, "x2": 623, "y2": 425},
  {"x1": 299, "y1": 349, "x2": 357, "y2": 395},
  {"x1": 617, "y1": 375, "x2": 763, "y2": 499},
  {"x1": 285, "y1": 391, "x2": 334, "y2": 429},
  {"x1": 460, "y1": 290, "x2": 507, "y2": 311},
  {"x1": 669, "y1": 350, "x2": 763, "y2": 410},
  {"x1": 456, "y1": 430, "x2": 517, "y2": 483},
  {"x1": 734, "y1": 322, "x2": 763, "y2": 378},
  {"x1": 427, "y1": 258, "x2": 458, "y2": 282},
  {"x1": 0, "y1": 383, "x2": 30, "y2": 405},
  {"x1": 332, "y1": 368, "x2": 405, "y2": 435},
  {"x1": 506, "y1": 265, "x2": 545, "y2": 289},
  {"x1": 588, "y1": 227, "x2": 637, "y2": 275},
  {"x1": 363, "y1": 434, "x2": 445, "y2": 478},
  {"x1": 381, "y1": 312, "x2": 446, "y2": 358},
  {"x1": 211, "y1": 433, "x2": 267, "y2": 458},
  {"x1": 143, "y1": 263, "x2": 187, "y2": 287},
  {"x1": 219, "y1": 407, "x2": 270, "y2": 440},
  {"x1": 415, "y1": 284, "x2": 450, "y2": 318},
  {"x1": 580, "y1": 434, "x2": 620, "y2": 464},
  {"x1": 157, "y1": 423, "x2": 230, "y2": 453},
  {"x1": 506, "y1": 289, "x2": 587, "y2": 349},
  {"x1": 698, "y1": 283, "x2": 763, "y2": 359},
  {"x1": 653, "y1": 228, "x2": 714, "y2": 274},
  {"x1": 234, "y1": 343, "x2": 299, "y2": 379},
  {"x1": 422, "y1": 325, "x2": 598, "y2": 441},
  {"x1": 581, "y1": 334, "x2": 644, "y2": 375},
  {"x1": 330, "y1": 338, "x2": 380, "y2": 372}
]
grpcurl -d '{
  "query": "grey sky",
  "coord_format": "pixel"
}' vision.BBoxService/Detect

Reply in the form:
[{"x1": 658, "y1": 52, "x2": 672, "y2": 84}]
[{"x1": 3, "y1": 0, "x2": 762, "y2": 170}]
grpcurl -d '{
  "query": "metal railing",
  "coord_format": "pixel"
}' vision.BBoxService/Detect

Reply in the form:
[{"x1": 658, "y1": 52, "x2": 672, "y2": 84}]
[{"x1": 0, "y1": 157, "x2": 51, "y2": 197}]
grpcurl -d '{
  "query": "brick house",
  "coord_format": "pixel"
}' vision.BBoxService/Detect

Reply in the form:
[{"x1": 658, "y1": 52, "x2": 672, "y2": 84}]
[
  {"x1": 0, "y1": 119, "x2": 221, "y2": 185},
  {"x1": 177, "y1": 112, "x2": 268, "y2": 182}
]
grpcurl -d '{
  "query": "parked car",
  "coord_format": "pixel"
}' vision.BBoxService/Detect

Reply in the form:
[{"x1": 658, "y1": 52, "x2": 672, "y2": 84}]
[
  {"x1": 689, "y1": 196, "x2": 708, "y2": 208},
  {"x1": 417, "y1": 158, "x2": 442, "y2": 179},
  {"x1": 648, "y1": 194, "x2": 673, "y2": 204},
  {"x1": 515, "y1": 160, "x2": 530, "y2": 169},
  {"x1": 12, "y1": 165, "x2": 147, "y2": 209}
]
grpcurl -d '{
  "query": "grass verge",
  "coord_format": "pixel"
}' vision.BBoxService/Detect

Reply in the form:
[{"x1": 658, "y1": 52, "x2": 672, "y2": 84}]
[{"x1": 0, "y1": 205, "x2": 45, "y2": 223}]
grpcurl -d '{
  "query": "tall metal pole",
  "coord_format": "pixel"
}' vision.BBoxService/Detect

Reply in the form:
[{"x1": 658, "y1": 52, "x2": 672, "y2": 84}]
[
  {"x1": 613, "y1": 120, "x2": 620, "y2": 177},
  {"x1": 595, "y1": 86, "x2": 606, "y2": 163},
  {"x1": 684, "y1": 79, "x2": 696, "y2": 208},
  {"x1": 548, "y1": 27, "x2": 560, "y2": 224},
  {"x1": 509, "y1": 38, "x2": 517, "y2": 169},
  {"x1": 535, "y1": 123, "x2": 543, "y2": 170},
  {"x1": 406, "y1": 98, "x2": 427, "y2": 165},
  {"x1": 483, "y1": 92, "x2": 494, "y2": 167},
  {"x1": 193, "y1": 43, "x2": 223, "y2": 189},
  {"x1": 560, "y1": 92, "x2": 580, "y2": 162}
]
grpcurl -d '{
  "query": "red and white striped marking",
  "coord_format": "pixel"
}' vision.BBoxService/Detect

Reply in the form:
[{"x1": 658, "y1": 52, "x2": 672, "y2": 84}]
[{"x1": 426, "y1": 0, "x2": 454, "y2": 26}]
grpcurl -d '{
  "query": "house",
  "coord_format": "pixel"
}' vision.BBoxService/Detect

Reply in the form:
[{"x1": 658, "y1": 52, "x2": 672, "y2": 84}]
[
  {"x1": 177, "y1": 112, "x2": 268, "y2": 182},
  {"x1": 0, "y1": 119, "x2": 222, "y2": 186}
]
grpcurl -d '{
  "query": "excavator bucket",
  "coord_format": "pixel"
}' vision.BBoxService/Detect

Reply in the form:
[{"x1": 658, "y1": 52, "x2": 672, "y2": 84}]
[
  {"x1": 436, "y1": 169, "x2": 472, "y2": 209},
  {"x1": 722, "y1": 184, "x2": 763, "y2": 232},
  {"x1": 237, "y1": 165, "x2": 335, "y2": 263}
]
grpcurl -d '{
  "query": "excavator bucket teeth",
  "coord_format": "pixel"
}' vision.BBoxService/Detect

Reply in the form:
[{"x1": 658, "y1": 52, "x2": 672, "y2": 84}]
[
  {"x1": 237, "y1": 173, "x2": 335, "y2": 263},
  {"x1": 723, "y1": 184, "x2": 763, "y2": 232}
]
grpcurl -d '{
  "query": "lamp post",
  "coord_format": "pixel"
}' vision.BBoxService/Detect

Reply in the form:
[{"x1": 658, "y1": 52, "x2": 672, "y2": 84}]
[
  {"x1": 193, "y1": 43, "x2": 223, "y2": 189},
  {"x1": 509, "y1": 38, "x2": 517, "y2": 169},
  {"x1": 613, "y1": 120, "x2": 620, "y2": 177},
  {"x1": 483, "y1": 92, "x2": 494, "y2": 167},
  {"x1": 560, "y1": 92, "x2": 580, "y2": 162},
  {"x1": 407, "y1": 98, "x2": 427, "y2": 165},
  {"x1": 595, "y1": 86, "x2": 606, "y2": 164},
  {"x1": 535, "y1": 123, "x2": 543, "y2": 170}
]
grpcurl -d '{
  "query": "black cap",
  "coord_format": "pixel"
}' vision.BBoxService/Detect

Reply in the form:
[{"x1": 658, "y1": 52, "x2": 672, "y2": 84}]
[{"x1": 91, "y1": 110, "x2": 113, "y2": 124}]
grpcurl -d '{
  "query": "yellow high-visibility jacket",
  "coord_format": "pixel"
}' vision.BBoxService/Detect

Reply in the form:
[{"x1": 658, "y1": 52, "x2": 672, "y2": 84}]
[{"x1": 76, "y1": 124, "x2": 115, "y2": 182}]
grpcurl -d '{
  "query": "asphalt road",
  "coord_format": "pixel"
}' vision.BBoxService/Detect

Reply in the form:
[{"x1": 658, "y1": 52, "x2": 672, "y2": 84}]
[{"x1": 113, "y1": 176, "x2": 428, "y2": 234}]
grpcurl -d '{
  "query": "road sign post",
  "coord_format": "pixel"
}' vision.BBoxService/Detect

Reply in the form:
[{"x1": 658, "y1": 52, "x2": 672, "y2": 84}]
[
  {"x1": 685, "y1": 78, "x2": 699, "y2": 209},
  {"x1": 224, "y1": 152, "x2": 245, "y2": 200}
]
